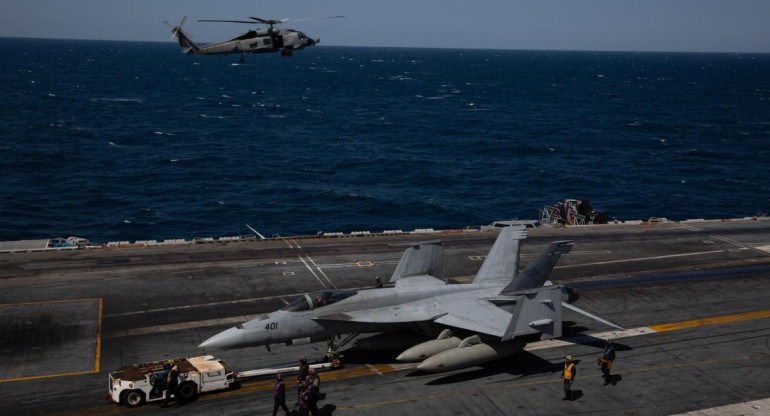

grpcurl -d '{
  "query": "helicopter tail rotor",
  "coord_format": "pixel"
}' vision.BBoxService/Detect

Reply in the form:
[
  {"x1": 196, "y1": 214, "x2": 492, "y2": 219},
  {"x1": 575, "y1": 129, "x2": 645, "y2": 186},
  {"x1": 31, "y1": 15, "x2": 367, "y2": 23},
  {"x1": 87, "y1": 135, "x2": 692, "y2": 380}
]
[
  {"x1": 164, "y1": 16, "x2": 188, "y2": 41},
  {"x1": 163, "y1": 16, "x2": 200, "y2": 54}
]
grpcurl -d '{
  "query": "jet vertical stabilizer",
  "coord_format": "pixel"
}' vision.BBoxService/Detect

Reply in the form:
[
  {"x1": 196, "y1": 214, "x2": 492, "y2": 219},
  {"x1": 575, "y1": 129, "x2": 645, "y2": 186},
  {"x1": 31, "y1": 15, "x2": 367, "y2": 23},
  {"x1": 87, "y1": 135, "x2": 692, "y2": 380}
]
[
  {"x1": 473, "y1": 226, "x2": 527, "y2": 284},
  {"x1": 501, "y1": 240, "x2": 573, "y2": 293},
  {"x1": 390, "y1": 241, "x2": 443, "y2": 283}
]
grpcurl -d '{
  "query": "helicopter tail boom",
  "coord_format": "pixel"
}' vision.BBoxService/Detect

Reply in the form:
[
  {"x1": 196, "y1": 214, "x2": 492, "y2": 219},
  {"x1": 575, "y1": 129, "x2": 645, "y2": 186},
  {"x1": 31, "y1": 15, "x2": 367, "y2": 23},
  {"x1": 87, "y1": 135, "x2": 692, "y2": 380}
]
[
  {"x1": 164, "y1": 17, "x2": 200, "y2": 54},
  {"x1": 172, "y1": 28, "x2": 200, "y2": 54}
]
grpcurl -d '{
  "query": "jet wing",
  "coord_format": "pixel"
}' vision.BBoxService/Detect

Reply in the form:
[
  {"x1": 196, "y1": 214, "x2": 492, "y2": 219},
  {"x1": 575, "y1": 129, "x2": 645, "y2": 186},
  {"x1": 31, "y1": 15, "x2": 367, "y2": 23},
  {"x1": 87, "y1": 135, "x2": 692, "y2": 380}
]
[
  {"x1": 313, "y1": 292, "x2": 514, "y2": 338},
  {"x1": 395, "y1": 275, "x2": 444, "y2": 289},
  {"x1": 314, "y1": 286, "x2": 567, "y2": 341},
  {"x1": 433, "y1": 297, "x2": 513, "y2": 338}
]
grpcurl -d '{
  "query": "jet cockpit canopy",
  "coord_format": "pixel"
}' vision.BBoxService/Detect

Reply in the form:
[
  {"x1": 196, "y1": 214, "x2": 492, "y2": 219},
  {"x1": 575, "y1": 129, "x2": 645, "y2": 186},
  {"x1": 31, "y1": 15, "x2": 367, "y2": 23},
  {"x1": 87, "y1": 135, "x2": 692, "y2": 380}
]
[{"x1": 281, "y1": 289, "x2": 358, "y2": 312}]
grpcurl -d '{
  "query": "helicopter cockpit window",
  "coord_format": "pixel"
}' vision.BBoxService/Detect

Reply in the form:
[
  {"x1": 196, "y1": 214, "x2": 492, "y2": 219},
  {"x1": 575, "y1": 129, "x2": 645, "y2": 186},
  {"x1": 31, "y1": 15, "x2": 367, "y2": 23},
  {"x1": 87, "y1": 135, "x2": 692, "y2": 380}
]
[
  {"x1": 263, "y1": 38, "x2": 271, "y2": 45},
  {"x1": 282, "y1": 290, "x2": 358, "y2": 311}
]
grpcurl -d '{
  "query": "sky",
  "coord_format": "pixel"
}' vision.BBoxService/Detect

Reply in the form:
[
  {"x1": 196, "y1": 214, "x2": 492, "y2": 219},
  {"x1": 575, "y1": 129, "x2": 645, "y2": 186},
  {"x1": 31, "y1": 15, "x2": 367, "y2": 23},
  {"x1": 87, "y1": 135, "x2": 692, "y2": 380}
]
[{"x1": 1, "y1": 0, "x2": 769, "y2": 53}]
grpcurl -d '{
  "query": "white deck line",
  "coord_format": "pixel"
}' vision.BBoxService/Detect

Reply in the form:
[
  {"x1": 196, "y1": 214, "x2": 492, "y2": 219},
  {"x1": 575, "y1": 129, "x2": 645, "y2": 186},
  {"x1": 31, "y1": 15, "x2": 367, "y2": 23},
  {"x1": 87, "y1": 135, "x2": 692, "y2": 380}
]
[
  {"x1": 299, "y1": 255, "x2": 329, "y2": 289},
  {"x1": 523, "y1": 327, "x2": 657, "y2": 351},
  {"x1": 669, "y1": 398, "x2": 769, "y2": 416},
  {"x1": 556, "y1": 250, "x2": 725, "y2": 269}
]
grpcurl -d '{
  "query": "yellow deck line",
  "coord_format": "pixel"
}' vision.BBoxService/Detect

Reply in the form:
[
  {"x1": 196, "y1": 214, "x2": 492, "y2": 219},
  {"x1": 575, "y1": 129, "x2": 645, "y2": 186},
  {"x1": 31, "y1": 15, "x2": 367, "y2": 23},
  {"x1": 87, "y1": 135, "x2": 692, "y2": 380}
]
[
  {"x1": 0, "y1": 298, "x2": 102, "y2": 383},
  {"x1": 648, "y1": 309, "x2": 770, "y2": 333},
  {"x1": 0, "y1": 370, "x2": 99, "y2": 384},
  {"x1": 0, "y1": 297, "x2": 101, "y2": 307},
  {"x1": 95, "y1": 298, "x2": 103, "y2": 373}
]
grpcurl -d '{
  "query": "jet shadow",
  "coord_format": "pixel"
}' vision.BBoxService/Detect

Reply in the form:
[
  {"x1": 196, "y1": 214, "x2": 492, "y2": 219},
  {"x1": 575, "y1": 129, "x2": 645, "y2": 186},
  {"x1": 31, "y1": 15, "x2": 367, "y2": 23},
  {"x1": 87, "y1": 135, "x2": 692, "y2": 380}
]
[
  {"x1": 561, "y1": 321, "x2": 591, "y2": 337},
  {"x1": 338, "y1": 347, "x2": 400, "y2": 365},
  {"x1": 337, "y1": 326, "x2": 631, "y2": 386},
  {"x1": 419, "y1": 351, "x2": 565, "y2": 385},
  {"x1": 559, "y1": 321, "x2": 634, "y2": 351}
]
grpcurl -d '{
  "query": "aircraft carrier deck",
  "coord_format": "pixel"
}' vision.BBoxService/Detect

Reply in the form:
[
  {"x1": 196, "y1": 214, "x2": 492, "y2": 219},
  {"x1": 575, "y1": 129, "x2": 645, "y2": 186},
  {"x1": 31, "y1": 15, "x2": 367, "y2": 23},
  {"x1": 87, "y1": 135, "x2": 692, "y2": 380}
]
[{"x1": 1, "y1": 218, "x2": 769, "y2": 415}]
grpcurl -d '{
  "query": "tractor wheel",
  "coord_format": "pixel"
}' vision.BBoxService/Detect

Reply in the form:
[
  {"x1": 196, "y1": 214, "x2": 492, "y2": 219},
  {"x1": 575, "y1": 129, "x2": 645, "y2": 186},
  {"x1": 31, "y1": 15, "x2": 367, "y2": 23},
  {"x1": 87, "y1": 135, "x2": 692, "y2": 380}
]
[
  {"x1": 124, "y1": 390, "x2": 145, "y2": 408},
  {"x1": 177, "y1": 382, "x2": 198, "y2": 402}
]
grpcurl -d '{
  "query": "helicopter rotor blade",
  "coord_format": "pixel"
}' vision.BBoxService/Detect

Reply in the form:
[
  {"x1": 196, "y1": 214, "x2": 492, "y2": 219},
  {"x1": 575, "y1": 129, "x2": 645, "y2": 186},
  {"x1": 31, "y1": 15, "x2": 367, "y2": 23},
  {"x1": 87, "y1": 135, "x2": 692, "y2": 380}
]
[
  {"x1": 249, "y1": 17, "x2": 281, "y2": 25},
  {"x1": 199, "y1": 15, "x2": 344, "y2": 26},
  {"x1": 199, "y1": 19, "x2": 261, "y2": 24},
  {"x1": 164, "y1": 20, "x2": 178, "y2": 41},
  {"x1": 179, "y1": 15, "x2": 187, "y2": 27},
  {"x1": 289, "y1": 15, "x2": 345, "y2": 23}
]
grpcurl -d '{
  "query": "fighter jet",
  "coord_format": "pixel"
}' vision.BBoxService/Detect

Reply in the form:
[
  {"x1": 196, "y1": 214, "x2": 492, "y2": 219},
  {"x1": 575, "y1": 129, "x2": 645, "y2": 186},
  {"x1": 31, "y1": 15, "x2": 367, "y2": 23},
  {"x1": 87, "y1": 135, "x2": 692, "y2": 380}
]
[{"x1": 199, "y1": 226, "x2": 623, "y2": 372}]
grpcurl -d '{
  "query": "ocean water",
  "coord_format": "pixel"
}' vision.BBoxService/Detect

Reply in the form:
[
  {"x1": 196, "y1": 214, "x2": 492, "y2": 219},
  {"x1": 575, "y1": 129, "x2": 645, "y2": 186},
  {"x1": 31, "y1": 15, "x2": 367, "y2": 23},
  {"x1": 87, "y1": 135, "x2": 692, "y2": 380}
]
[{"x1": 1, "y1": 37, "x2": 769, "y2": 242}]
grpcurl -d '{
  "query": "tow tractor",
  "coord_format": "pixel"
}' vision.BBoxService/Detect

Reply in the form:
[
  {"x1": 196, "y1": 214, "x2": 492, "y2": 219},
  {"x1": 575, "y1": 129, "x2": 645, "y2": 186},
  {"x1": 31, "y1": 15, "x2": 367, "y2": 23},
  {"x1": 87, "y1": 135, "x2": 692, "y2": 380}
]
[
  {"x1": 108, "y1": 354, "x2": 341, "y2": 408},
  {"x1": 108, "y1": 355, "x2": 235, "y2": 407}
]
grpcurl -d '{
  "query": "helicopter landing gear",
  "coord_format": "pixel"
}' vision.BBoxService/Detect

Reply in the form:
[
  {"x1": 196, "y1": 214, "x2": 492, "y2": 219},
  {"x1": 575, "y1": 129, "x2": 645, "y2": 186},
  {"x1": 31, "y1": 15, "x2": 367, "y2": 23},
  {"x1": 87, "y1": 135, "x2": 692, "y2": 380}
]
[{"x1": 239, "y1": 53, "x2": 245, "y2": 64}]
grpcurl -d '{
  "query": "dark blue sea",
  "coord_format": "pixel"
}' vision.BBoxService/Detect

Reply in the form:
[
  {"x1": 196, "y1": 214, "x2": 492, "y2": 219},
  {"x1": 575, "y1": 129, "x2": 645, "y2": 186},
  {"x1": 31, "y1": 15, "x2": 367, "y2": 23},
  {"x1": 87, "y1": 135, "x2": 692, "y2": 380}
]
[{"x1": 1, "y1": 37, "x2": 769, "y2": 242}]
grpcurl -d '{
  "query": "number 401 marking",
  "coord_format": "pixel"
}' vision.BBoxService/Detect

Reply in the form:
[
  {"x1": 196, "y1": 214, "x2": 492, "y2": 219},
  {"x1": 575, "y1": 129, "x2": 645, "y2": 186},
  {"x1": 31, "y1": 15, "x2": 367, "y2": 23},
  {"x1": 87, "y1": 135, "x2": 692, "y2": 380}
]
[{"x1": 265, "y1": 322, "x2": 278, "y2": 330}]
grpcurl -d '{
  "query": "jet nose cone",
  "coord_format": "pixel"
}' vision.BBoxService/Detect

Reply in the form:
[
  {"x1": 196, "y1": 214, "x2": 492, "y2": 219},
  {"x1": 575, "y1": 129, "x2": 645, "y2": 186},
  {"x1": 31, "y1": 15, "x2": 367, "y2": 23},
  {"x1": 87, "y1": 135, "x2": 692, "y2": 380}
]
[{"x1": 198, "y1": 326, "x2": 246, "y2": 349}]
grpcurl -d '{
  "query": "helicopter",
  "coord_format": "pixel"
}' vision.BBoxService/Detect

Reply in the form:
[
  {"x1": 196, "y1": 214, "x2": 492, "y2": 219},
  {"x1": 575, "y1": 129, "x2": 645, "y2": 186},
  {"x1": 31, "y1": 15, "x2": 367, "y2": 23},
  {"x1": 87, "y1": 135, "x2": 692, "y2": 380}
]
[{"x1": 163, "y1": 15, "x2": 343, "y2": 64}]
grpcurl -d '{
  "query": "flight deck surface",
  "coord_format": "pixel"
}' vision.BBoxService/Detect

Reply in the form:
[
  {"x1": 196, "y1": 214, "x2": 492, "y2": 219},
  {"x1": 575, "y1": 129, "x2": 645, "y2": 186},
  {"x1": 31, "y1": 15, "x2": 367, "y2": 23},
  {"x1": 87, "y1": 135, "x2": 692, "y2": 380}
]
[{"x1": 1, "y1": 219, "x2": 769, "y2": 415}]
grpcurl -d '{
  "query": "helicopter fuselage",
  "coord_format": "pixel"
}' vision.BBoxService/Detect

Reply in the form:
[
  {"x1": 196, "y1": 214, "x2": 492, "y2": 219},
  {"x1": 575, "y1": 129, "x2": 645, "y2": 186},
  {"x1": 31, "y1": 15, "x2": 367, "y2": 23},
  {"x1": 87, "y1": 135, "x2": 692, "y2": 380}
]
[
  {"x1": 176, "y1": 27, "x2": 316, "y2": 57},
  {"x1": 165, "y1": 15, "x2": 338, "y2": 61}
]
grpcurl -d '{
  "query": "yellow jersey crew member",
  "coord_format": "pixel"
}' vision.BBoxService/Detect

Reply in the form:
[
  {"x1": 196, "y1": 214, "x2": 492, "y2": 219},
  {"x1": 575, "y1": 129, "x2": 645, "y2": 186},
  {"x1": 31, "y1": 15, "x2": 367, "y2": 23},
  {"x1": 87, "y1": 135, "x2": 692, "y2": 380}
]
[
  {"x1": 162, "y1": 359, "x2": 179, "y2": 408},
  {"x1": 562, "y1": 355, "x2": 577, "y2": 400}
]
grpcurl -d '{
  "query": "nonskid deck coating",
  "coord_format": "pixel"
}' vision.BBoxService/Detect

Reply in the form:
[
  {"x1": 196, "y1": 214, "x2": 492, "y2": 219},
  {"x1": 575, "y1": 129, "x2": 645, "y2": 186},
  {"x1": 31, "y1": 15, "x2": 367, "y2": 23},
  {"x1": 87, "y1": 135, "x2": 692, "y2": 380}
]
[{"x1": 0, "y1": 219, "x2": 769, "y2": 415}]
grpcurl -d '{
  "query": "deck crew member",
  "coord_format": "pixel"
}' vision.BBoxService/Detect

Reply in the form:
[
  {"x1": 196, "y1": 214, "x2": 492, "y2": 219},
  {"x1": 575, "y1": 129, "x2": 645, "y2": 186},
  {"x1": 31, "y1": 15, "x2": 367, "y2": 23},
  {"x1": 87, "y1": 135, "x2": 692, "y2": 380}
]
[
  {"x1": 562, "y1": 355, "x2": 577, "y2": 400},
  {"x1": 302, "y1": 375, "x2": 319, "y2": 416},
  {"x1": 272, "y1": 372, "x2": 289, "y2": 416},
  {"x1": 375, "y1": 276, "x2": 383, "y2": 288},
  {"x1": 599, "y1": 340, "x2": 616, "y2": 384},
  {"x1": 162, "y1": 359, "x2": 179, "y2": 408},
  {"x1": 296, "y1": 355, "x2": 309, "y2": 404},
  {"x1": 310, "y1": 367, "x2": 320, "y2": 391}
]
